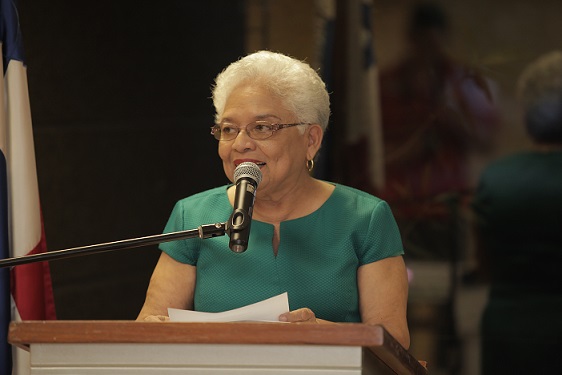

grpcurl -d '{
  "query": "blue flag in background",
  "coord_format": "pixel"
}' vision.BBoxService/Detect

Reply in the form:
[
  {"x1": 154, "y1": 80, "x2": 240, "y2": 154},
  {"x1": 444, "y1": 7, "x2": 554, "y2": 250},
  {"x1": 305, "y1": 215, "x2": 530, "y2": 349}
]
[{"x1": 316, "y1": 0, "x2": 385, "y2": 192}]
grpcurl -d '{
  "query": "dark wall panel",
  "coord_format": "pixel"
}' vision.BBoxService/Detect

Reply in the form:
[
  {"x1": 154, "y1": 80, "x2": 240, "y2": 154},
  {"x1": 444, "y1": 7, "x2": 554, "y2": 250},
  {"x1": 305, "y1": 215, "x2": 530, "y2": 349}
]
[{"x1": 19, "y1": 0, "x2": 244, "y2": 319}]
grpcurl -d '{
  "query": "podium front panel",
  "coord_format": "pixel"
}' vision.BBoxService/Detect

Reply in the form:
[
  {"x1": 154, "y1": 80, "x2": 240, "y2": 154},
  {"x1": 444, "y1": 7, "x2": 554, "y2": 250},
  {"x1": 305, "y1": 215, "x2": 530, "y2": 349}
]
[{"x1": 30, "y1": 343, "x2": 373, "y2": 374}]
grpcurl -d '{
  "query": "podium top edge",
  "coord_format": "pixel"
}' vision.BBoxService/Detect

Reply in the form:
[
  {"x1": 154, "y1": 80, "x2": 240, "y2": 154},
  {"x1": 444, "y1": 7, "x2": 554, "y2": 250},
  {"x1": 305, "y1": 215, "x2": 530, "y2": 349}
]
[{"x1": 9, "y1": 320, "x2": 384, "y2": 346}]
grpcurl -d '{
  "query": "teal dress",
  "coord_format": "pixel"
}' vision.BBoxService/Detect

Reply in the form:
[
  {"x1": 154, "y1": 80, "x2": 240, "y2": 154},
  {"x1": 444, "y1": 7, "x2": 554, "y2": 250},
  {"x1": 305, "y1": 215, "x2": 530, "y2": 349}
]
[
  {"x1": 473, "y1": 151, "x2": 562, "y2": 374},
  {"x1": 160, "y1": 183, "x2": 404, "y2": 322}
]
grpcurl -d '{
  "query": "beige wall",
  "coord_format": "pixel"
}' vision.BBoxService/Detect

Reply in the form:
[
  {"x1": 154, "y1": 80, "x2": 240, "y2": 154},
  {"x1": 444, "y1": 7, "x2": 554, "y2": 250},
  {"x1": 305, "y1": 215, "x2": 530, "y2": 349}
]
[{"x1": 246, "y1": 0, "x2": 318, "y2": 65}]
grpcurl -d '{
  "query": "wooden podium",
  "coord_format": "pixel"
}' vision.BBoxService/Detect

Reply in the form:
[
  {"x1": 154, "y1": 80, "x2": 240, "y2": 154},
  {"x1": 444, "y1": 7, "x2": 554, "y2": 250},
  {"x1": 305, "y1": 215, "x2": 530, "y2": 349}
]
[{"x1": 9, "y1": 321, "x2": 427, "y2": 374}]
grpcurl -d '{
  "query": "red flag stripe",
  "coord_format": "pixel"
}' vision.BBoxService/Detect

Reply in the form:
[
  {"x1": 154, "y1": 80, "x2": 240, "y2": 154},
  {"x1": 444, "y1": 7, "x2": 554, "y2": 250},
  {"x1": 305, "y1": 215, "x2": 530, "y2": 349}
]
[{"x1": 11, "y1": 216, "x2": 56, "y2": 320}]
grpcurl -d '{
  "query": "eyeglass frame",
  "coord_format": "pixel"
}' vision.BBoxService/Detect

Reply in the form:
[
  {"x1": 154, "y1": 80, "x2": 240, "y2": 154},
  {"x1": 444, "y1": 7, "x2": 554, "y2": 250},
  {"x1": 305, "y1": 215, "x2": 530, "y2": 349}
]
[{"x1": 210, "y1": 121, "x2": 311, "y2": 141}]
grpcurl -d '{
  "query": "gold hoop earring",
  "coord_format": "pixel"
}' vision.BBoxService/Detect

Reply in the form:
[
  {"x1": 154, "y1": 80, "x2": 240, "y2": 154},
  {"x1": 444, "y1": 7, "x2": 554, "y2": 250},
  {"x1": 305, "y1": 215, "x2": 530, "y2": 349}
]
[{"x1": 306, "y1": 159, "x2": 314, "y2": 172}]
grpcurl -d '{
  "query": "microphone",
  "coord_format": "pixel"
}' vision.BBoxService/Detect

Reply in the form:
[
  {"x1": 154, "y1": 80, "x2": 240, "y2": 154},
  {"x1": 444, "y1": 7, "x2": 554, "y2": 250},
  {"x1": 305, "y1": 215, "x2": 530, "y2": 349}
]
[{"x1": 226, "y1": 162, "x2": 262, "y2": 253}]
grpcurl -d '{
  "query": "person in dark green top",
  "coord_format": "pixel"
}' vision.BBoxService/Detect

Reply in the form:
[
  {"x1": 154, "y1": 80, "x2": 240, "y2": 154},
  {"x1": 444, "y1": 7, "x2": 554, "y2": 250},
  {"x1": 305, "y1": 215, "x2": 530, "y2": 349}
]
[
  {"x1": 472, "y1": 50, "x2": 562, "y2": 374},
  {"x1": 138, "y1": 51, "x2": 410, "y2": 349}
]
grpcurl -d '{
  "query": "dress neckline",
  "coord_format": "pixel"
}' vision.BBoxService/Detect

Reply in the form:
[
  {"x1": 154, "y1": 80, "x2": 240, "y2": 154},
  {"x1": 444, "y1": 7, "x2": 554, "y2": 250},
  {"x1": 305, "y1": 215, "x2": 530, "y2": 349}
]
[{"x1": 222, "y1": 182, "x2": 338, "y2": 225}]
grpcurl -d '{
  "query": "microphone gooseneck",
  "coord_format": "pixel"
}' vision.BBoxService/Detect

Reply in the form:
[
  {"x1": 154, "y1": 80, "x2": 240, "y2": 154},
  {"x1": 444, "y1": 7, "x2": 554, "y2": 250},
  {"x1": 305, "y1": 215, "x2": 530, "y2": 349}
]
[{"x1": 227, "y1": 162, "x2": 262, "y2": 253}]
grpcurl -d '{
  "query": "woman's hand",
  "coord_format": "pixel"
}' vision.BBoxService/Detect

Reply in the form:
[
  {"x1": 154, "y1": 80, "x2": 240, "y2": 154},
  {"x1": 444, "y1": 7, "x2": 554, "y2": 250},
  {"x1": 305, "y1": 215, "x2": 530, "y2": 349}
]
[
  {"x1": 279, "y1": 308, "x2": 318, "y2": 323},
  {"x1": 142, "y1": 315, "x2": 170, "y2": 322}
]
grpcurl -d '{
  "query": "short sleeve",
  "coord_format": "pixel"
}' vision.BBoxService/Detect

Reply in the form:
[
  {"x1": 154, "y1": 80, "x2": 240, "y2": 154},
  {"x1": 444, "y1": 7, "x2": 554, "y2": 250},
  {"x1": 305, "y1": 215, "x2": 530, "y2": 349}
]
[
  {"x1": 358, "y1": 200, "x2": 404, "y2": 265},
  {"x1": 159, "y1": 200, "x2": 200, "y2": 265}
]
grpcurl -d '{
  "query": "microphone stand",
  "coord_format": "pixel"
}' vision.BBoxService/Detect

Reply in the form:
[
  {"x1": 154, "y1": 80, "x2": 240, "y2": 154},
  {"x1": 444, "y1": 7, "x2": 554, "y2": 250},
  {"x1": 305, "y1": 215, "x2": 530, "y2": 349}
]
[{"x1": 0, "y1": 222, "x2": 226, "y2": 269}]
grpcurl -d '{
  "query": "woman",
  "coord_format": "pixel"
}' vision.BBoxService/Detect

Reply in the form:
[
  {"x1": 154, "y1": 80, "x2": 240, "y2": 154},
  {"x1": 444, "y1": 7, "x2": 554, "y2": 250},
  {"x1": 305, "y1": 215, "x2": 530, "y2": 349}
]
[
  {"x1": 473, "y1": 50, "x2": 562, "y2": 374},
  {"x1": 137, "y1": 51, "x2": 410, "y2": 349}
]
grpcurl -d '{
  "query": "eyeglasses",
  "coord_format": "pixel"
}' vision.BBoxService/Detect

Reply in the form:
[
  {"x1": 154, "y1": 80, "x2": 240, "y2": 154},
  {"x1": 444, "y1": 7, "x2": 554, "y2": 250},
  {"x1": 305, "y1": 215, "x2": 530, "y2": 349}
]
[{"x1": 210, "y1": 121, "x2": 311, "y2": 141}]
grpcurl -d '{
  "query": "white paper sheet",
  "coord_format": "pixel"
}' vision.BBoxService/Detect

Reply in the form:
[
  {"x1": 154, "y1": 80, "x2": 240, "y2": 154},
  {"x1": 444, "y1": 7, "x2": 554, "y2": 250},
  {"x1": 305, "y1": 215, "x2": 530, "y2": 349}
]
[{"x1": 168, "y1": 292, "x2": 289, "y2": 322}]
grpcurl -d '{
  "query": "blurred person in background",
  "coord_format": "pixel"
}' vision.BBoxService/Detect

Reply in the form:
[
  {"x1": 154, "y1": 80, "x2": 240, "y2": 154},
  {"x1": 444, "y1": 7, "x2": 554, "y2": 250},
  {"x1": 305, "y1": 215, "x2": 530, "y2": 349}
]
[
  {"x1": 472, "y1": 50, "x2": 562, "y2": 374},
  {"x1": 378, "y1": 2, "x2": 501, "y2": 260}
]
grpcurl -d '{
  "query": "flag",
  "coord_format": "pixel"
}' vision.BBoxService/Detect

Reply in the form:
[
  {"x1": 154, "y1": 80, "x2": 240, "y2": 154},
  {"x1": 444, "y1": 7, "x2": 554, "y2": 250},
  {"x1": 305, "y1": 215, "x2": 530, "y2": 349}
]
[
  {"x1": 342, "y1": 0, "x2": 385, "y2": 192},
  {"x1": 1, "y1": 0, "x2": 56, "y2": 373},
  {"x1": 317, "y1": 0, "x2": 384, "y2": 192}
]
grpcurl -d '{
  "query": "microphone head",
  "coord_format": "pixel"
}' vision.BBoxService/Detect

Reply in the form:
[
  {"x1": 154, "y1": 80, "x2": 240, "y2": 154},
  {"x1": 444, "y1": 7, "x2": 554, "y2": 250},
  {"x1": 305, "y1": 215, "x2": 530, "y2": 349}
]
[{"x1": 234, "y1": 162, "x2": 263, "y2": 186}]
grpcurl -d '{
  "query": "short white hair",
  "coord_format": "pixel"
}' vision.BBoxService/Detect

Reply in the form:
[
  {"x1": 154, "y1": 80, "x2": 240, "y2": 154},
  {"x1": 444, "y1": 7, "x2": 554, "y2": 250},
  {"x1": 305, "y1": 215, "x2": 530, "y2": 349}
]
[
  {"x1": 212, "y1": 51, "x2": 330, "y2": 131},
  {"x1": 517, "y1": 50, "x2": 562, "y2": 143}
]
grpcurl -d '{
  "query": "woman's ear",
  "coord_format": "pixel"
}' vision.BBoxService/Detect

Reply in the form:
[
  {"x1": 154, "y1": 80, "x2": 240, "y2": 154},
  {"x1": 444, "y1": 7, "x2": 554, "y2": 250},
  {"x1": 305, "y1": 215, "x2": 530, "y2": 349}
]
[{"x1": 306, "y1": 124, "x2": 324, "y2": 159}]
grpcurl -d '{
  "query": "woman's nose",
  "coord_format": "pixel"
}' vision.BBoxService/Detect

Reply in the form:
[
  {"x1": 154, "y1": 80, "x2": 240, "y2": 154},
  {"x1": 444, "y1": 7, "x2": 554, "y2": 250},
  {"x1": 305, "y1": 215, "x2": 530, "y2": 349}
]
[{"x1": 231, "y1": 129, "x2": 255, "y2": 151}]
